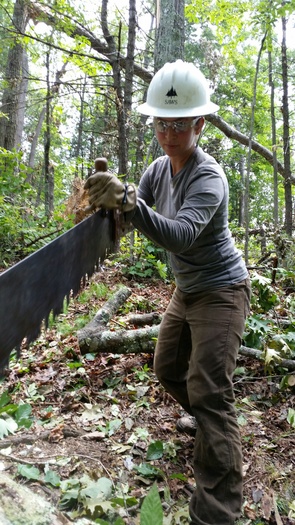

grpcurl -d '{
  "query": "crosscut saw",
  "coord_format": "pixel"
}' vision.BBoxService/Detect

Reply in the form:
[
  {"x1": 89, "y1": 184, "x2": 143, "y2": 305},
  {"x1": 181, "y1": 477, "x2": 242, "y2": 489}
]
[{"x1": 0, "y1": 159, "x2": 116, "y2": 375}]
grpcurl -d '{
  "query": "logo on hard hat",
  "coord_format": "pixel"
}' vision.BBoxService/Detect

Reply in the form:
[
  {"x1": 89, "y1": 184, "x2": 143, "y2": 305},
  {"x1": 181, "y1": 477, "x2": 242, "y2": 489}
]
[
  {"x1": 166, "y1": 86, "x2": 177, "y2": 97},
  {"x1": 165, "y1": 86, "x2": 178, "y2": 105}
]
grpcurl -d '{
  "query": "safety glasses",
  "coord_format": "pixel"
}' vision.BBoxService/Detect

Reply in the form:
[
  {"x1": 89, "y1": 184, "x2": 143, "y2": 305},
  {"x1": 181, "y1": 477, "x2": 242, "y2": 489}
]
[{"x1": 154, "y1": 117, "x2": 200, "y2": 133}]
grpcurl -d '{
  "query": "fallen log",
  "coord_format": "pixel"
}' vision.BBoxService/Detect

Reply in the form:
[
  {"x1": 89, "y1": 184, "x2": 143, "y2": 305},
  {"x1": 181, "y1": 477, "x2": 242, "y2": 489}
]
[
  {"x1": 79, "y1": 324, "x2": 295, "y2": 371},
  {"x1": 78, "y1": 286, "x2": 132, "y2": 351},
  {"x1": 79, "y1": 325, "x2": 159, "y2": 355},
  {"x1": 0, "y1": 472, "x2": 85, "y2": 525},
  {"x1": 77, "y1": 288, "x2": 295, "y2": 371},
  {"x1": 127, "y1": 312, "x2": 161, "y2": 327},
  {"x1": 239, "y1": 345, "x2": 295, "y2": 371}
]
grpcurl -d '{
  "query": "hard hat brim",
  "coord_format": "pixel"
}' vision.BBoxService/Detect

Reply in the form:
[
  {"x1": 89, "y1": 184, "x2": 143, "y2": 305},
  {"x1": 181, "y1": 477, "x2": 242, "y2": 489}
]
[{"x1": 136, "y1": 101, "x2": 219, "y2": 118}]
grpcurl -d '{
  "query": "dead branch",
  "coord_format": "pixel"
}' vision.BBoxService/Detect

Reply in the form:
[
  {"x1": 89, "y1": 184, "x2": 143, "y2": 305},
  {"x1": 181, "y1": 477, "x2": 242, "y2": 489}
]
[
  {"x1": 79, "y1": 325, "x2": 159, "y2": 355},
  {"x1": 239, "y1": 345, "x2": 295, "y2": 370},
  {"x1": 0, "y1": 472, "x2": 75, "y2": 525},
  {"x1": 0, "y1": 427, "x2": 82, "y2": 449},
  {"x1": 126, "y1": 312, "x2": 161, "y2": 327},
  {"x1": 79, "y1": 321, "x2": 295, "y2": 371},
  {"x1": 77, "y1": 286, "x2": 132, "y2": 346},
  {"x1": 78, "y1": 288, "x2": 295, "y2": 370}
]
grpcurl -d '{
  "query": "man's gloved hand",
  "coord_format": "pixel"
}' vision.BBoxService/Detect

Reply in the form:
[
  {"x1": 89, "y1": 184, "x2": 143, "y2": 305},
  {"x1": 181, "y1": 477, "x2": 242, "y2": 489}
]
[{"x1": 84, "y1": 171, "x2": 137, "y2": 212}]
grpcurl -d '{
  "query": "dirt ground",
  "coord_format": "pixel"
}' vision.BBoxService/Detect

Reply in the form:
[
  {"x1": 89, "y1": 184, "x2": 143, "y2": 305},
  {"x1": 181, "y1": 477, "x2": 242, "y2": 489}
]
[{"x1": 0, "y1": 265, "x2": 294, "y2": 524}]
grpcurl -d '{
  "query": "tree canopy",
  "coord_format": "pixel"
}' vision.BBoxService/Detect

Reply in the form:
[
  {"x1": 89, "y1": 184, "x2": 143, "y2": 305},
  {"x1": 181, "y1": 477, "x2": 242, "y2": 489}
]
[{"x1": 0, "y1": 0, "x2": 294, "y2": 261}]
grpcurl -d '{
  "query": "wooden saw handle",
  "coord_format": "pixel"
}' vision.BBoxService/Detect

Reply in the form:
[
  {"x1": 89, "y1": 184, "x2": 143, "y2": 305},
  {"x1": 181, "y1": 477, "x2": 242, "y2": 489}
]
[{"x1": 94, "y1": 157, "x2": 108, "y2": 172}]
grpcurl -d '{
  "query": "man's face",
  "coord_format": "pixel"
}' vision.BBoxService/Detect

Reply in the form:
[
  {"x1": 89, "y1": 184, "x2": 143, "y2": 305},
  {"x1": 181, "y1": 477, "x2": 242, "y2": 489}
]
[{"x1": 154, "y1": 117, "x2": 204, "y2": 159}]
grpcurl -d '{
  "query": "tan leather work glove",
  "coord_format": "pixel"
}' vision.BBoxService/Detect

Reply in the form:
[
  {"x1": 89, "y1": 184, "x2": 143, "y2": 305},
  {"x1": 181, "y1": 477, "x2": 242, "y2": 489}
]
[{"x1": 84, "y1": 171, "x2": 137, "y2": 212}]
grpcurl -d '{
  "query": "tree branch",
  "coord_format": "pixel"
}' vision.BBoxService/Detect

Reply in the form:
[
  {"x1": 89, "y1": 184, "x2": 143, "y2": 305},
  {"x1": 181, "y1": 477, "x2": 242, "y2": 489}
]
[
  {"x1": 205, "y1": 113, "x2": 288, "y2": 179},
  {"x1": 26, "y1": 1, "x2": 289, "y2": 178}
]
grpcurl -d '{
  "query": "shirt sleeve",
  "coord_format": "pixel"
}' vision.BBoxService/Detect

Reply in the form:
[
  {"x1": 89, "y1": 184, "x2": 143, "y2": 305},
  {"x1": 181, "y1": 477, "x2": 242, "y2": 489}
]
[{"x1": 132, "y1": 169, "x2": 226, "y2": 254}]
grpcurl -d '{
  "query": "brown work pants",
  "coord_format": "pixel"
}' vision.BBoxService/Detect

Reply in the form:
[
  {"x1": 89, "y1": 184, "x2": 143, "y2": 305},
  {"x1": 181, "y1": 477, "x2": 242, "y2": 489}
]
[{"x1": 154, "y1": 278, "x2": 251, "y2": 525}]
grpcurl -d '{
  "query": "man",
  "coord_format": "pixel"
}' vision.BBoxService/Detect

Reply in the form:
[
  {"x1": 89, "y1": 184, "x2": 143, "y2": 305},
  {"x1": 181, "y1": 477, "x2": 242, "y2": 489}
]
[{"x1": 85, "y1": 60, "x2": 251, "y2": 525}]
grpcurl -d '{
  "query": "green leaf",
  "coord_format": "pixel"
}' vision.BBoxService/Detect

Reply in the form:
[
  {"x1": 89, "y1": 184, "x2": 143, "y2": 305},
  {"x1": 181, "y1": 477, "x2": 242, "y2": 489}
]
[
  {"x1": 146, "y1": 440, "x2": 164, "y2": 461},
  {"x1": 14, "y1": 403, "x2": 33, "y2": 428},
  {"x1": 17, "y1": 464, "x2": 41, "y2": 480},
  {"x1": 234, "y1": 366, "x2": 246, "y2": 376},
  {"x1": 140, "y1": 483, "x2": 163, "y2": 525},
  {"x1": 111, "y1": 496, "x2": 138, "y2": 508},
  {"x1": 0, "y1": 390, "x2": 10, "y2": 408},
  {"x1": 287, "y1": 408, "x2": 295, "y2": 428},
  {"x1": 44, "y1": 469, "x2": 61, "y2": 487},
  {"x1": 104, "y1": 418, "x2": 122, "y2": 436},
  {"x1": 237, "y1": 414, "x2": 248, "y2": 426},
  {"x1": 59, "y1": 487, "x2": 80, "y2": 510},
  {"x1": 0, "y1": 403, "x2": 18, "y2": 416},
  {"x1": 264, "y1": 347, "x2": 282, "y2": 366},
  {"x1": 134, "y1": 463, "x2": 164, "y2": 479},
  {"x1": 169, "y1": 472, "x2": 187, "y2": 481},
  {"x1": 80, "y1": 477, "x2": 112, "y2": 501}
]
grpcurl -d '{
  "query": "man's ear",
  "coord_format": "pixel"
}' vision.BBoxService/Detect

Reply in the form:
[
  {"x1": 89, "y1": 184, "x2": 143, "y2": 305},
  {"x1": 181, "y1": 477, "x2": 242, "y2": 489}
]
[{"x1": 195, "y1": 117, "x2": 205, "y2": 133}]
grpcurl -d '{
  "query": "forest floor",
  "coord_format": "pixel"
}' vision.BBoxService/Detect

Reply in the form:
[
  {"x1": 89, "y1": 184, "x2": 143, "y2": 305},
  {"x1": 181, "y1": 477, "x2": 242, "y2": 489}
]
[{"x1": 0, "y1": 264, "x2": 294, "y2": 525}]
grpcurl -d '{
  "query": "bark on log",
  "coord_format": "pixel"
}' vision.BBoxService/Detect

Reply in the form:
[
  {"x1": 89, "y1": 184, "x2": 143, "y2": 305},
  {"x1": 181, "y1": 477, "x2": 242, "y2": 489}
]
[
  {"x1": 126, "y1": 312, "x2": 161, "y2": 327},
  {"x1": 78, "y1": 286, "x2": 132, "y2": 351},
  {"x1": 79, "y1": 322, "x2": 295, "y2": 371},
  {"x1": 78, "y1": 289, "x2": 295, "y2": 370},
  {"x1": 0, "y1": 472, "x2": 91, "y2": 525},
  {"x1": 239, "y1": 345, "x2": 295, "y2": 370},
  {"x1": 79, "y1": 325, "x2": 159, "y2": 355}
]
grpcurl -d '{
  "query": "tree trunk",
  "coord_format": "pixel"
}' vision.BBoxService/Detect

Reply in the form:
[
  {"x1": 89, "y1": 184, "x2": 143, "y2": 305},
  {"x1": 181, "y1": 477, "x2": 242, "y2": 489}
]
[
  {"x1": 79, "y1": 322, "x2": 295, "y2": 371},
  {"x1": 151, "y1": 0, "x2": 185, "y2": 161},
  {"x1": 268, "y1": 48, "x2": 279, "y2": 227},
  {"x1": 0, "y1": 0, "x2": 29, "y2": 150},
  {"x1": 244, "y1": 32, "x2": 267, "y2": 265},
  {"x1": 154, "y1": 0, "x2": 185, "y2": 70},
  {"x1": 44, "y1": 51, "x2": 53, "y2": 218},
  {"x1": 101, "y1": 0, "x2": 136, "y2": 176},
  {"x1": 281, "y1": 14, "x2": 293, "y2": 235},
  {"x1": 27, "y1": 62, "x2": 68, "y2": 181}
]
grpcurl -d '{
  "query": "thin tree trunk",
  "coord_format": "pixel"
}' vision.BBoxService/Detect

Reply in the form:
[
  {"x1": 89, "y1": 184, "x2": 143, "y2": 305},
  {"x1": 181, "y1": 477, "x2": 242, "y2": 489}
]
[
  {"x1": 244, "y1": 32, "x2": 267, "y2": 265},
  {"x1": 27, "y1": 108, "x2": 46, "y2": 177},
  {"x1": 27, "y1": 63, "x2": 67, "y2": 180},
  {"x1": 101, "y1": 0, "x2": 128, "y2": 176},
  {"x1": 238, "y1": 155, "x2": 245, "y2": 226},
  {"x1": 281, "y1": 14, "x2": 292, "y2": 235},
  {"x1": 152, "y1": 0, "x2": 185, "y2": 162},
  {"x1": 16, "y1": 51, "x2": 29, "y2": 148},
  {"x1": 268, "y1": 49, "x2": 279, "y2": 227},
  {"x1": 0, "y1": 0, "x2": 29, "y2": 150},
  {"x1": 44, "y1": 51, "x2": 53, "y2": 218},
  {"x1": 74, "y1": 75, "x2": 87, "y2": 177}
]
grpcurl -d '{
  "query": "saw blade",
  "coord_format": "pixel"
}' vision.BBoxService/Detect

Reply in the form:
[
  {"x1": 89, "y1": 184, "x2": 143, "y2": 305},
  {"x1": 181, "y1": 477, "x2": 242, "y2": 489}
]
[{"x1": 0, "y1": 209, "x2": 115, "y2": 375}]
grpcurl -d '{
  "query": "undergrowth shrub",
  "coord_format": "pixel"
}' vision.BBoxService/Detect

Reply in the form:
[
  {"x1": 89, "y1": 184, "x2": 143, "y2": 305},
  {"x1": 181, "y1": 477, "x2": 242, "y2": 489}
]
[{"x1": 0, "y1": 148, "x2": 74, "y2": 267}]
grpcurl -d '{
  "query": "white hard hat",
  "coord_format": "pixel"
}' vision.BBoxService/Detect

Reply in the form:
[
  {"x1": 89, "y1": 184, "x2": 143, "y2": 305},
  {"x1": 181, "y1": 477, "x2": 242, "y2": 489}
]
[{"x1": 137, "y1": 59, "x2": 219, "y2": 117}]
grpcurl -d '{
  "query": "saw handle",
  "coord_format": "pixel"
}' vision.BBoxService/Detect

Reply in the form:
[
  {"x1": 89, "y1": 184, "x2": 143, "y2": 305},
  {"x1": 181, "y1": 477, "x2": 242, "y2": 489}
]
[
  {"x1": 93, "y1": 157, "x2": 108, "y2": 217},
  {"x1": 94, "y1": 157, "x2": 108, "y2": 173}
]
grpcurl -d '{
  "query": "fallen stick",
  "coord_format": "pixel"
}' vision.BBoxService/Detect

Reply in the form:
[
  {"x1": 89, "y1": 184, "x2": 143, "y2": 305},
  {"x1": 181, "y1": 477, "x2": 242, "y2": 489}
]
[
  {"x1": 77, "y1": 287, "x2": 295, "y2": 370},
  {"x1": 79, "y1": 321, "x2": 295, "y2": 371}
]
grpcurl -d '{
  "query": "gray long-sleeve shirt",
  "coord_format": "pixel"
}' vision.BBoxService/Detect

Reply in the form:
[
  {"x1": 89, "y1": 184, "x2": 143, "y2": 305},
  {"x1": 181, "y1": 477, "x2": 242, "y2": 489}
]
[{"x1": 131, "y1": 146, "x2": 248, "y2": 293}]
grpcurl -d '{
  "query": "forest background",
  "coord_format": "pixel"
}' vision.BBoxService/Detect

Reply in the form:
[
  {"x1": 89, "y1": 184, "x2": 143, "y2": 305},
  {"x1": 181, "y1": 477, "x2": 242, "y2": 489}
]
[{"x1": 0, "y1": 0, "x2": 295, "y2": 524}]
